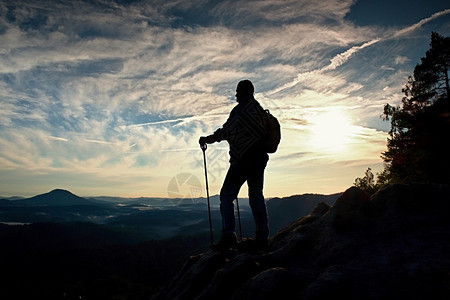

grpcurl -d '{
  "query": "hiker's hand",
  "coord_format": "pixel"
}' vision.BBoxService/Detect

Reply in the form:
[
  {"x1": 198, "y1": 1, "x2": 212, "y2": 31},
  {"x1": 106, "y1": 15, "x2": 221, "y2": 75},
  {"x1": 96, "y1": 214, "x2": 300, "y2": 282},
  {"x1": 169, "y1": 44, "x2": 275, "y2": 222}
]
[{"x1": 199, "y1": 135, "x2": 215, "y2": 147}]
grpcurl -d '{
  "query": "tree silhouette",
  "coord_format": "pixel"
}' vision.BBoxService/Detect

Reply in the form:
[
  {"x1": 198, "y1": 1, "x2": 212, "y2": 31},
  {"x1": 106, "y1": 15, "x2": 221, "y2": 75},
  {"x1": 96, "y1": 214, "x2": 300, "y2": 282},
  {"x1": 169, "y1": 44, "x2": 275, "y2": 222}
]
[
  {"x1": 382, "y1": 32, "x2": 450, "y2": 184},
  {"x1": 354, "y1": 167, "x2": 376, "y2": 194}
]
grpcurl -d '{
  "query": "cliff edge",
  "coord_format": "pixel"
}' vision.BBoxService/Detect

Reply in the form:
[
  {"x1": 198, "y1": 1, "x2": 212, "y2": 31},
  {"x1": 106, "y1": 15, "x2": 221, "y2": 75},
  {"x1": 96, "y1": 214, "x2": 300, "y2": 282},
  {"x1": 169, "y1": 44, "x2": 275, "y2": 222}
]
[{"x1": 153, "y1": 183, "x2": 450, "y2": 299}]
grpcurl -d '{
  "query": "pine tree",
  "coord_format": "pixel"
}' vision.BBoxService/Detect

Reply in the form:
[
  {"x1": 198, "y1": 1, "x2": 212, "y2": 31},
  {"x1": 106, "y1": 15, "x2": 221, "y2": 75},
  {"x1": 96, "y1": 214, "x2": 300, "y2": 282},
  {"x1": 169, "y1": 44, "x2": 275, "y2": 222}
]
[{"x1": 382, "y1": 32, "x2": 450, "y2": 184}]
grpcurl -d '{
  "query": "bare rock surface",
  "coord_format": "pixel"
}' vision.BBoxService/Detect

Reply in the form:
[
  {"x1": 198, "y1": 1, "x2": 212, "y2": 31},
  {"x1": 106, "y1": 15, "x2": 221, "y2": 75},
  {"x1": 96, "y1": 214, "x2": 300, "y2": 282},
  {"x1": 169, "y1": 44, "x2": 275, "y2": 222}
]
[{"x1": 154, "y1": 184, "x2": 450, "y2": 299}]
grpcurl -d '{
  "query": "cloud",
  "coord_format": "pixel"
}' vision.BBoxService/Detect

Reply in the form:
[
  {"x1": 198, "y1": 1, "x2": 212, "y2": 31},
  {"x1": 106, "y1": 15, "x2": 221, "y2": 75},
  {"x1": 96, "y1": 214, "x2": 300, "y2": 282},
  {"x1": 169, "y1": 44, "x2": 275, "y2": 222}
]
[
  {"x1": 392, "y1": 9, "x2": 450, "y2": 38},
  {"x1": 324, "y1": 39, "x2": 381, "y2": 71},
  {"x1": 47, "y1": 136, "x2": 69, "y2": 142},
  {"x1": 394, "y1": 55, "x2": 409, "y2": 65},
  {"x1": 0, "y1": 0, "x2": 448, "y2": 196}
]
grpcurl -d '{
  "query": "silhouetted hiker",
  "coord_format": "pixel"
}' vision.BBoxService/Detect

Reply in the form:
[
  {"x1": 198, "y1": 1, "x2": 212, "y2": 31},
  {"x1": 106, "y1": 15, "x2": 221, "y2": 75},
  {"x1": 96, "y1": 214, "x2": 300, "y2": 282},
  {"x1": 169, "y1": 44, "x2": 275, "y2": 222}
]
[{"x1": 199, "y1": 80, "x2": 269, "y2": 252}]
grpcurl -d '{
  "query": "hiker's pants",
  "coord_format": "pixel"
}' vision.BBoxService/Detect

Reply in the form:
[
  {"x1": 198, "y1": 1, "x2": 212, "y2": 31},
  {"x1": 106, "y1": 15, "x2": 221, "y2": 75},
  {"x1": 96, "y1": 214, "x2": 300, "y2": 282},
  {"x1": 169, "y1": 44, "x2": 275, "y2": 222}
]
[{"x1": 220, "y1": 158, "x2": 269, "y2": 240}]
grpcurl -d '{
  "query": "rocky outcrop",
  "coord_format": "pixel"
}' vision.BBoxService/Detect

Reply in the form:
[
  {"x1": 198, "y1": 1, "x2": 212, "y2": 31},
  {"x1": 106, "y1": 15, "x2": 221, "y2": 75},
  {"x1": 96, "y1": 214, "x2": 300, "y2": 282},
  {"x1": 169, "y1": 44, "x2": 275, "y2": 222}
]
[{"x1": 153, "y1": 184, "x2": 450, "y2": 299}]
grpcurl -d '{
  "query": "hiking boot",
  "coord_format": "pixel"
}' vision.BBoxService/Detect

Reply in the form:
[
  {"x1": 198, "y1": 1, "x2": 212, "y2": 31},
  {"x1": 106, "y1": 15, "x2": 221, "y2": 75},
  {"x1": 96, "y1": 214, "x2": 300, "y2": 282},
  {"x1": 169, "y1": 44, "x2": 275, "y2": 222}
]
[{"x1": 211, "y1": 233, "x2": 238, "y2": 251}]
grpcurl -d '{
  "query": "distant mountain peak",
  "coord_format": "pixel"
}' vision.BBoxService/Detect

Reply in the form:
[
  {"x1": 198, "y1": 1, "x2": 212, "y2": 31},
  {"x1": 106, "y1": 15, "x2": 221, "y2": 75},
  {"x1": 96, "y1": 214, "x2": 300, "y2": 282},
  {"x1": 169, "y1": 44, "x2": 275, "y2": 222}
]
[
  {"x1": 20, "y1": 189, "x2": 93, "y2": 206},
  {"x1": 48, "y1": 189, "x2": 76, "y2": 195}
]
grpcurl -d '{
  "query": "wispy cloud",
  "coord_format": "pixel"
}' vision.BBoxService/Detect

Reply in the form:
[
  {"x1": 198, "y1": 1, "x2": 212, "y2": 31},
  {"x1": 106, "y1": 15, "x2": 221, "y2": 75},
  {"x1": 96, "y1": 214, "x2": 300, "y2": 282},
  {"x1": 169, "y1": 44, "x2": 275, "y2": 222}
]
[
  {"x1": 0, "y1": 0, "x2": 449, "y2": 197},
  {"x1": 392, "y1": 9, "x2": 450, "y2": 38},
  {"x1": 47, "y1": 136, "x2": 69, "y2": 142}
]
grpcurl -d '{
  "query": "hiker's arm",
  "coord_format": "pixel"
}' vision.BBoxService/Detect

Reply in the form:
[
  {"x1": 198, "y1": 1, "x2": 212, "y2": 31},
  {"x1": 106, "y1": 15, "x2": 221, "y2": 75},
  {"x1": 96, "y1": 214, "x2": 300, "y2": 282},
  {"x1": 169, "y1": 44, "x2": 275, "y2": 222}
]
[
  {"x1": 212, "y1": 105, "x2": 239, "y2": 142},
  {"x1": 199, "y1": 119, "x2": 232, "y2": 146},
  {"x1": 199, "y1": 135, "x2": 216, "y2": 146}
]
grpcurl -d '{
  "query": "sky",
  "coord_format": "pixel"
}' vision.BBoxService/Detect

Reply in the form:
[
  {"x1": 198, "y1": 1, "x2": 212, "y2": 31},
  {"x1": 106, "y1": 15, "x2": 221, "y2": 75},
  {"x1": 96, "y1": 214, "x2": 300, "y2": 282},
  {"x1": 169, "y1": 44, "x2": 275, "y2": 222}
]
[{"x1": 0, "y1": 0, "x2": 449, "y2": 198}]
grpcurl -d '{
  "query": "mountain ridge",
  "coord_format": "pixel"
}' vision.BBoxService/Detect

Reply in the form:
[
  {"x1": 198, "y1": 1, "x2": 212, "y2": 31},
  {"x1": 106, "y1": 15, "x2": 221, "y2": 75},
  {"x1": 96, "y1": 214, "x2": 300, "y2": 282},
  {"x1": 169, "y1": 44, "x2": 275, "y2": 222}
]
[{"x1": 1, "y1": 189, "x2": 342, "y2": 240}]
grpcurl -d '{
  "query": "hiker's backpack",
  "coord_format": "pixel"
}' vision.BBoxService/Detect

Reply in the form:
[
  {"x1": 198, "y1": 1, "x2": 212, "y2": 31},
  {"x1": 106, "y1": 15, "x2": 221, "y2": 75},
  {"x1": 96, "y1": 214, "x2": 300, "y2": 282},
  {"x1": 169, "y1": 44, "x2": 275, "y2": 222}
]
[{"x1": 262, "y1": 110, "x2": 281, "y2": 153}]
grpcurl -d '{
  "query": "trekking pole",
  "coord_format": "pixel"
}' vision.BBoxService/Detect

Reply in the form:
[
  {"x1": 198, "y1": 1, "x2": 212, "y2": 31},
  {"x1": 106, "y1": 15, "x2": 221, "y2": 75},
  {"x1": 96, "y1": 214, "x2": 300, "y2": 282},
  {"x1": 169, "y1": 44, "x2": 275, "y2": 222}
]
[
  {"x1": 236, "y1": 197, "x2": 243, "y2": 241},
  {"x1": 201, "y1": 143, "x2": 214, "y2": 247}
]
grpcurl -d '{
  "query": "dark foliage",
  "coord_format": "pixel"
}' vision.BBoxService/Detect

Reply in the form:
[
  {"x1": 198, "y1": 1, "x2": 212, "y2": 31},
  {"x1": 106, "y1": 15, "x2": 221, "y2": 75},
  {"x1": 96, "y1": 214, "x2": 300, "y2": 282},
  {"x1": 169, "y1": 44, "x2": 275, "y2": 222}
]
[{"x1": 382, "y1": 32, "x2": 450, "y2": 184}]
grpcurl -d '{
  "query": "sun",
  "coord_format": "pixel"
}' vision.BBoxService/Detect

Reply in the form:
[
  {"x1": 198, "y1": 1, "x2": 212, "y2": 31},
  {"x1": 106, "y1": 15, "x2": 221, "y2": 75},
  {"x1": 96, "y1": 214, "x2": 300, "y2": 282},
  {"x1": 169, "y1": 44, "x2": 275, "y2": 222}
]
[{"x1": 307, "y1": 108, "x2": 357, "y2": 153}]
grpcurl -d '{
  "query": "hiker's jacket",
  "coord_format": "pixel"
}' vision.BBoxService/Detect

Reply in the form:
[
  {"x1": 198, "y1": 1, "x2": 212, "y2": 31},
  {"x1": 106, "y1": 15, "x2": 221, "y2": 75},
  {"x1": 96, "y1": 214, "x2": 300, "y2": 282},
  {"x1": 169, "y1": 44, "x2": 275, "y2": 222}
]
[{"x1": 213, "y1": 97, "x2": 269, "y2": 163}]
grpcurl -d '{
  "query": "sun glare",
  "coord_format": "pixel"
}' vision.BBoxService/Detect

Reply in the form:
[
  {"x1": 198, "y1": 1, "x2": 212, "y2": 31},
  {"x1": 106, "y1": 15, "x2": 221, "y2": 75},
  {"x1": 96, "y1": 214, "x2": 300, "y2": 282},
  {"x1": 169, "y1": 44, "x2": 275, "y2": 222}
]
[{"x1": 308, "y1": 108, "x2": 356, "y2": 153}]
